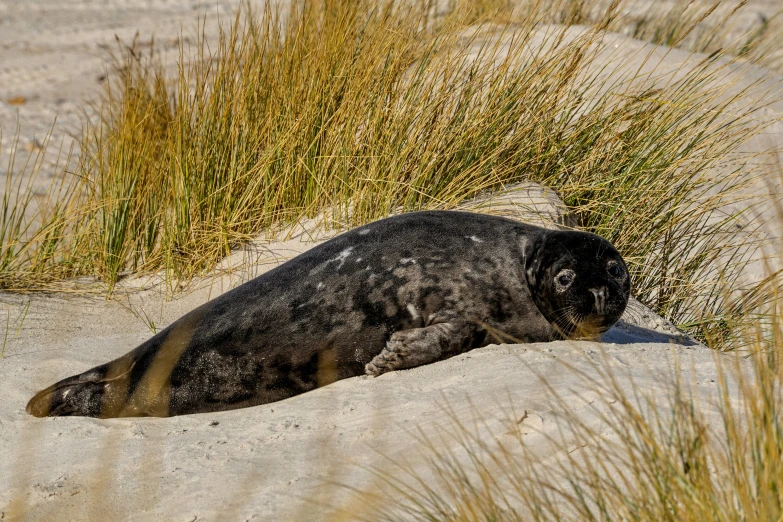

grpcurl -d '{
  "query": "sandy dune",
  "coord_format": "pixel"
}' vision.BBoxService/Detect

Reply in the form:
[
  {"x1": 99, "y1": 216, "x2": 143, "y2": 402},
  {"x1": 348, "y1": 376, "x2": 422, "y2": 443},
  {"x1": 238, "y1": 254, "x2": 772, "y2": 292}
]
[
  {"x1": 0, "y1": 183, "x2": 740, "y2": 520},
  {"x1": 0, "y1": 0, "x2": 780, "y2": 520},
  {"x1": 0, "y1": 0, "x2": 264, "y2": 185},
  {"x1": 1, "y1": 0, "x2": 780, "y2": 183},
  {"x1": 4, "y1": 339, "x2": 739, "y2": 520}
]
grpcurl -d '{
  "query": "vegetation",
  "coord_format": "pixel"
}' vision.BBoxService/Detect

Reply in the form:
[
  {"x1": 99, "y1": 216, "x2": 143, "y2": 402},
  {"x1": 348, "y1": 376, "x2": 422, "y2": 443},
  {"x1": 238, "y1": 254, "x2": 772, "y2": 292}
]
[
  {"x1": 349, "y1": 302, "x2": 783, "y2": 521},
  {"x1": 2, "y1": 0, "x2": 783, "y2": 520},
  {"x1": 1, "y1": 0, "x2": 779, "y2": 347}
]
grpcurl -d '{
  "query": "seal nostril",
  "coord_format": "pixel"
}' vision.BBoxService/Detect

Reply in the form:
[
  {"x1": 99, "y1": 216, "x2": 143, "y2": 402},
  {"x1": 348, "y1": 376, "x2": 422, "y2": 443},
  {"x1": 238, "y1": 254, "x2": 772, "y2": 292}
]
[{"x1": 590, "y1": 287, "x2": 607, "y2": 314}]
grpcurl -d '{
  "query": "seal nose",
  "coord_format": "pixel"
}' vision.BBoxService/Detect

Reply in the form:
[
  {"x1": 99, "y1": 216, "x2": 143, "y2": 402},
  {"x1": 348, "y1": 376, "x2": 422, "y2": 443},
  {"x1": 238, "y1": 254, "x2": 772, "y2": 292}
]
[{"x1": 590, "y1": 287, "x2": 607, "y2": 315}]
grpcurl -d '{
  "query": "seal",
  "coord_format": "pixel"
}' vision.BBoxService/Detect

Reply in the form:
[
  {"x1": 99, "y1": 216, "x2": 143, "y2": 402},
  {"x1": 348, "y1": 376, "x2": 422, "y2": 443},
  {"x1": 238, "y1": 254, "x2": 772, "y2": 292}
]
[{"x1": 27, "y1": 211, "x2": 630, "y2": 418}]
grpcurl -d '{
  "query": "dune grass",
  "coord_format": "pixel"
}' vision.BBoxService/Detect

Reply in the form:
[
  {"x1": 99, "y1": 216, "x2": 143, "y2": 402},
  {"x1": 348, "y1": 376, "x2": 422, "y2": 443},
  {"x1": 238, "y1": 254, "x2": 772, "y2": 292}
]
[
  {"x1": 0, "y1": 0, "x2": 778, "y2": 348},
  {"x1": 345, "y1": 308, "x2": 783, "y2": 521},
  {"x1": 618, "y1": 0, "x2": 783, "y2": 72},
  {"x1": 513, "y1": 0, "x2": 783, "y2": 72},
  {"x1": 1, "y1": 0, "x2": 782, "y2": 519}
]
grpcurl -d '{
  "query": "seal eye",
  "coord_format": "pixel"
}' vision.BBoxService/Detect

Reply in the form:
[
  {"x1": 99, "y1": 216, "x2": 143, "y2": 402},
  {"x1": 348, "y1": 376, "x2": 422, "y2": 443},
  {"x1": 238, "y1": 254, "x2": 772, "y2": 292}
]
[
  {"x1": 554, "y1": 269, "x2": 575, "y2": 291},
  {"x1": 607, "y1": 263, "x2": 625, "y2": 279}
]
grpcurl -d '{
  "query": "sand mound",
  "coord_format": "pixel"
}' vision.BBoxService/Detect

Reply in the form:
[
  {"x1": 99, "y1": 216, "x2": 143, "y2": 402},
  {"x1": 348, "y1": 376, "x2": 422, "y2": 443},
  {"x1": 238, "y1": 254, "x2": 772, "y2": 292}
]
[
  {"x1": 1, "y1": 181, "x2": 739, "y2": 520},
  {"x1": 1, "y1": 3, "x2": 777, "y2": 519}
]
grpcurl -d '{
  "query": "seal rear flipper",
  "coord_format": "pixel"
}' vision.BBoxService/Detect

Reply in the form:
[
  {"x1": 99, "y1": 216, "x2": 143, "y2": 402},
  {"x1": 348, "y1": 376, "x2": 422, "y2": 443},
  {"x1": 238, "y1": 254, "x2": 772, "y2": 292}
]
[
  {"x1": 27, "y1": 307, "x2": 209, "y2": 418},
  {"x1": 27, "y1": 365, "x2": 112, "y2": 418},
  {"x1": 26, "y1": 350, "x2": 147, "y2": 418}
]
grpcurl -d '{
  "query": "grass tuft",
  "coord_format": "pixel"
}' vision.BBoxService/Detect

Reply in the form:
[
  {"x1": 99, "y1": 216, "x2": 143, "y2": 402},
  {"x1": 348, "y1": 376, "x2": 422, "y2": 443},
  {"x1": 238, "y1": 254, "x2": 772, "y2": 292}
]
[
  {"x1": 0, "y1": 0, "x2": 780, "y2": 344},
  {"x1": 348, "y1": 295, "x2": 783, "y2": 521}
]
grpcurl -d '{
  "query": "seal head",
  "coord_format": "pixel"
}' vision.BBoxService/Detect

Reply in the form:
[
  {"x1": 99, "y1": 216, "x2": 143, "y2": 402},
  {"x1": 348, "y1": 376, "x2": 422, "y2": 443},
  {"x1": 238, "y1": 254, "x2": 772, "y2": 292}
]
[{"x1": 524, "y1": 230, "x2": 630, "y2": 339}]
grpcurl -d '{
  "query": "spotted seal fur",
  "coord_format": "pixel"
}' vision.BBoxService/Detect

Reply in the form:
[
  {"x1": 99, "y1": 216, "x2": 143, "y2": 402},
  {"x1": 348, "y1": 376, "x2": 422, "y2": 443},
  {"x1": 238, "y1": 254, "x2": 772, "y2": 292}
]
[{"x1": 27, "y1": 211, "x2": 630, "y2": 418}]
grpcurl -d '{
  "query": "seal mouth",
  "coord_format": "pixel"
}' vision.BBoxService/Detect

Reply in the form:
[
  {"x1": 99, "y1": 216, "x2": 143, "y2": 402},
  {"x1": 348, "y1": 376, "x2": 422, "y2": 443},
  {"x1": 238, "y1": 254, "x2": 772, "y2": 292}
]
[
  {"x1": 572, "y1": 323, "x2": 610, "y2": 340},
  {"x1": 558, "y1": 315, "x2": 616, "y2": 340}
]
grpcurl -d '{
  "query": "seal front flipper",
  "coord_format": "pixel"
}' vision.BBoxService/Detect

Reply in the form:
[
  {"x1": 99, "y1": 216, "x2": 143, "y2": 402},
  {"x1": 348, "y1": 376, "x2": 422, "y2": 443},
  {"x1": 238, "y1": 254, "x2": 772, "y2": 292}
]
[{"x1": 364, "y1": 319, "x2": 481, "y2": 377}]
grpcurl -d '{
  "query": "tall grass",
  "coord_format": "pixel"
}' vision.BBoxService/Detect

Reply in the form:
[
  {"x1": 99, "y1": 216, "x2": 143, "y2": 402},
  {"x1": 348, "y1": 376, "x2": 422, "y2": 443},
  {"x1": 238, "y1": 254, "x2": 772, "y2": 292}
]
[
  {"x1": 620, "y1": 0, "x2": 783, "y2": 72},
  {"x1": 348, "y1": 295, "x2": 783, "y2": 521},
  {"x1": 513, "y1": 0, "x2": 783, "y2": 72},
  {"x1": 0, "y1": 0, "x2": 779, "y2": 344},
  {"x1": 0, "y1": 126, "x2": 81, "y2": 290}
]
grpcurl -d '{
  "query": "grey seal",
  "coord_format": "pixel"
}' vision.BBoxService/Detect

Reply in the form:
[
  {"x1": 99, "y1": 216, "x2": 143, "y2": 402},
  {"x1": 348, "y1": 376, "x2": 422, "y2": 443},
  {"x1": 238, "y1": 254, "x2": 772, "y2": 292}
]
[{"x1": 27, "y1": 211, "x2": 630, "y2": 418}]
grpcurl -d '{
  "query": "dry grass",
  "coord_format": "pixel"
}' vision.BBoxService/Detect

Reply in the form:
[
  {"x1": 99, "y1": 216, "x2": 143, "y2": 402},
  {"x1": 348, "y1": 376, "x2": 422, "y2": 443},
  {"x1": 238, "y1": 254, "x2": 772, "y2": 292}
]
[
  {"x1": 347, "y1": 295, "x2": 783, "y2": 521},
  {"x1": 0, "y1": 126, "x2": 81, "y2": 290},
  {"x1": 618, "y1": 0, "x2": 783, "y2": 72},
  {"x1": 513, "y1": 0, "x2": 783, "y2": 72},
  {"x1": 0, "y1": 0, "x2": 778, "y2": 347}
]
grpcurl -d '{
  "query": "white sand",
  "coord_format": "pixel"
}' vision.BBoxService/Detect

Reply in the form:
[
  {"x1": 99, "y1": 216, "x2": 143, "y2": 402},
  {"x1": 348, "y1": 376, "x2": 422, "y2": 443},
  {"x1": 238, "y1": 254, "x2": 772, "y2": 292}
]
[
  {"x1": 0, "y1": 184, "x2": 744, "y2": 520},
  {"x1": 0, "y1": 1, "x2": 779, "y2": 520},
  {"x1": 2, "y1": 338, "x2": 742, "y2": 520}
]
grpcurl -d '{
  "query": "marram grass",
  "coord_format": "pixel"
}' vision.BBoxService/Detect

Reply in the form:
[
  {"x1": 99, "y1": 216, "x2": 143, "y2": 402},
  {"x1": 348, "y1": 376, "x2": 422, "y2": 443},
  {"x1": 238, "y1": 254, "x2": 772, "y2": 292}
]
[
  {"x1": 0, "y1": 0, "x2": 780, "y2": 348},
  {"x1": 1, "y1": 0, "x2": 782, "y2": 519},
  {"x1": 345, "y1": 293, "x2": 783, "y2": 522}
]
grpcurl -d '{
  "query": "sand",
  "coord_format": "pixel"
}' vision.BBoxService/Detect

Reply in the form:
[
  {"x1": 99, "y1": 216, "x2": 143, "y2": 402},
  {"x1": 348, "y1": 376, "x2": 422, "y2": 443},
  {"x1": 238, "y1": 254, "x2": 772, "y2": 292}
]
[
  {"x1": 3, "y1": 339, "x2": 741, "y2": 520},
  {"x1": 0, "y1": 0, "x2": 780, "y2": 520},
  {"x1": 0, "y1": 183, "x2": 745, "y2": 520}
]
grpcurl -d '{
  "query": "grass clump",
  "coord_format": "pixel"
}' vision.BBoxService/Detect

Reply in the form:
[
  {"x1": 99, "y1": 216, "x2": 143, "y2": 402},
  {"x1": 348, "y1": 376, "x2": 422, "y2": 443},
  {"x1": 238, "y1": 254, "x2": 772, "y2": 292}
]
[
  {"x1": 0, "y1": 0, "x2": 779, "y2": 345},
  {"x1": 348, "y1": 296, "x2": 783, "y2": 521},
  {"x1": 0, "y1": 127, "x2": 81, "y2": 290},
  {"x1": 514, "y1": 0, "x2": 783, "y2": 72},
  {"x1": 621, "y1": 0, "x2": 783, "y2": 72}
]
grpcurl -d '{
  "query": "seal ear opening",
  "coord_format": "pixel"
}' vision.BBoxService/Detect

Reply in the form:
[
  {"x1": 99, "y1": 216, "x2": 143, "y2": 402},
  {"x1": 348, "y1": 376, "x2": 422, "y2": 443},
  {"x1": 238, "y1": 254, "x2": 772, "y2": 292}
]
[{"x1": 522, "y1": 235, "x2": 545, "y2": 287}]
